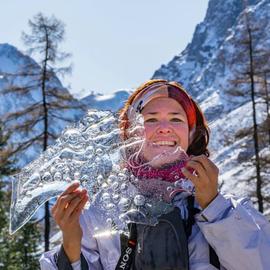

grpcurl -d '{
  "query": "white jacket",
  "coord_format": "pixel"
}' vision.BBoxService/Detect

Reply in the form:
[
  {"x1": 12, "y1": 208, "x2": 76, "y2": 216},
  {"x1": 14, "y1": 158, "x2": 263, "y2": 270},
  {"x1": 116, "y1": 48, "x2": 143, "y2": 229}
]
[{"x1": 40, "y1": 193, "x2": 270, "y2": 270}]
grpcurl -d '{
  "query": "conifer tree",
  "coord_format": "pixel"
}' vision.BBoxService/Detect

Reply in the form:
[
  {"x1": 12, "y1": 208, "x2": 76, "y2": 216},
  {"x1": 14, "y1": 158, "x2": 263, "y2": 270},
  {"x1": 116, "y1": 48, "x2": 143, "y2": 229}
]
[
  {"x1": 227, "y1": 2, "x2": 270, "y2": 213},
  {"x1": 2, "y1": 13, "x2": 84, "y2": 251},
  {"x1": 0, "y1": 122, "x2": 40, "y2": 269}
]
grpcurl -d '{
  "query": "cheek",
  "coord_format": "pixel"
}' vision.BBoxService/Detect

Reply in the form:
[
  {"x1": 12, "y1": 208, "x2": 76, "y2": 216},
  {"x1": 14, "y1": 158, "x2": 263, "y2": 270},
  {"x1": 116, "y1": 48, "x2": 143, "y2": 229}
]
[
  {"x1": 177, "y1": 126, "x2": 189, "y2": 138},
  {"x1": 143, "y1": 124, "x2": 155, "y2": 139},
  {"x1": 176, "y1": 125, "x2": 189, "y2": 147}
]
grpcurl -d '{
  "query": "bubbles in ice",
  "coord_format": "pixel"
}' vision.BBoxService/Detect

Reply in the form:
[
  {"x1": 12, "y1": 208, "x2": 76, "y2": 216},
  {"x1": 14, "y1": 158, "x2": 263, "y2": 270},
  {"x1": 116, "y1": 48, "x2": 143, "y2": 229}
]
[
  {"x1": 50, "y1": 166, "x2": 57, "y2": 174},
  {"x1": 106, "y1": 218, "x2": 112, "y2": 224},
  {"x1": 107, "y1": 175, "x2": 117, "y2": 184},
  {"x1": 74, "y1": 171, "x2": 80, "y2": 180},
  {"x1": 112, "y1": 194, "x2": 120, "y2": 203},
  {"x1": 10, "y1": 110, "x2": 118, "y2": 234},
  {"x1": 104, "y1": 203, "x2": 115, "y2": 210},
  {"x1": 61, "y1": 129, "x2": 85, "y2": 150},
  {"x1": 96, "y1": 148, "x2": 103, "y2": 156},
  {"x1": 53, "y1": 172, "x2": 62, "y2": 182},
  {"x1": 134, "y1": 195, "x2": 145, "y2": 206},
  {"x1": 10, "y1": 109, "x2": 194, "y2": 236},
  {"x1": 22, "y1": 173, "x2": 40, "y2": 189},
  {"x1": 101, "y1": 193, "x2": 111, "y2": 204},
  {"x1": 101, "y1": 182, "x2": 109, "y2": 189},
  {"x1": 118, "y1": 173, "x2": 127, "y2": 181},
  {"x1": 42, "y1": 172, "x2": 52, "y2": 182},
  {"x1": 97, "y1": 175, "x2": 104, "y2": 185},
  {"x1": 111, "y1": 182, "x2": 119, "y2": 191},
  {"x1": 120, "y1": 183, "x2": 128, "y2": 191},
  {"x1": 38, "y1": 182, "x2": 44, "y2": 188},
  {"x1": 118, "y1": 197, "x2": 130, "y2": 212},
  {"x1": 174, "y1": 180, "x2": 183, "y2": 188}
]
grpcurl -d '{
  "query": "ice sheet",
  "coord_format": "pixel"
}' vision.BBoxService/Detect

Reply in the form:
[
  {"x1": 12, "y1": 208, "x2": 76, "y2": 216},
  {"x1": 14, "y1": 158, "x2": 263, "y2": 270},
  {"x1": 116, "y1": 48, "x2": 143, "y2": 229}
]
[{"x1": 10, "y1": 110, "x2": 194, "y2": 235}]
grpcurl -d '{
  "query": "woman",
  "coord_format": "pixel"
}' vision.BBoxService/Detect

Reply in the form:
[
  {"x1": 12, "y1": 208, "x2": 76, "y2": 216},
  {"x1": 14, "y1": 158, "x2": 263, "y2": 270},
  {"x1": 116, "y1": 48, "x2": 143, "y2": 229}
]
[{"x1": 40, "y1": 79, "x2": 270, "y2": 270}]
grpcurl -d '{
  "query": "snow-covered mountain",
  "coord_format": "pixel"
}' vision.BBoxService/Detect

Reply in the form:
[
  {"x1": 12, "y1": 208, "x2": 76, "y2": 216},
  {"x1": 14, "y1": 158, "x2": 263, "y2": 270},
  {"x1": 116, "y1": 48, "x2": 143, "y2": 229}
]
[
  {"x1": 0, "y1": 44, "x2": 129, "y2": 166},
  {"x1": 1, "y1": 0, "x2": 269, "y2": 216},
  {"x1": 1, "y1": 1, "x2": 269, "y2": 251},
  {"x1": 0, "y1": 44, "x2": 79, "y2": 165},
  {"x1": 153, "y1": 0, "x2": 270, "y2": 212},
  {"x1": 0, "y1": 44, "x2": 129, "y2": 116},
  {"x1": 153, "y1": 0, "x2": 259, "y2": 94},
  {"x1": 80, "y1": 90, "x2": 131, "y2": 111}
]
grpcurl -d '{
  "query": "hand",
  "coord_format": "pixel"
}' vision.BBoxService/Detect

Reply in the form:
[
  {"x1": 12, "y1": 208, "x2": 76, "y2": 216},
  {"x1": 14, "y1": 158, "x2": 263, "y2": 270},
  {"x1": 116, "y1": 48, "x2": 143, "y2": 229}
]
[
  {"x1": 181, "y1": 155, "x2": 219, "y2": 209},
  {"x1": 51, "y1": 181, "x2": 89, "y2": 263}
]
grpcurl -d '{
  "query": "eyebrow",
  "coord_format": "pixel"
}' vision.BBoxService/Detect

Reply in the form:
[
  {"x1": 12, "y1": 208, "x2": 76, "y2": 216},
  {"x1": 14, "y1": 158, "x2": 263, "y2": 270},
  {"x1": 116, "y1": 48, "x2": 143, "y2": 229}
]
[{"x1": 145, "y1": 112, "x2": 183, "y2": 115}]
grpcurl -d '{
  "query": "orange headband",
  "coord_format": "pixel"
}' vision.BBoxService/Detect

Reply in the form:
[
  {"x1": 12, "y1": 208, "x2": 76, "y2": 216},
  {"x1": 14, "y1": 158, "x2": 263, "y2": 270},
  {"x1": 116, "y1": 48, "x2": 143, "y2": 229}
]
[{"x1": 128, "y1": 82, "x2": 197, "y2": 131}]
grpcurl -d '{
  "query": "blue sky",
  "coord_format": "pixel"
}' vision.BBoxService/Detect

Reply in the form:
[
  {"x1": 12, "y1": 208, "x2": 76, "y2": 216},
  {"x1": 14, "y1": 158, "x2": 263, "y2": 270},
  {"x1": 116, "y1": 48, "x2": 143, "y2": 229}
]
[{"x1": 1, "y1": 0, "x2": 208, "y2": 97}]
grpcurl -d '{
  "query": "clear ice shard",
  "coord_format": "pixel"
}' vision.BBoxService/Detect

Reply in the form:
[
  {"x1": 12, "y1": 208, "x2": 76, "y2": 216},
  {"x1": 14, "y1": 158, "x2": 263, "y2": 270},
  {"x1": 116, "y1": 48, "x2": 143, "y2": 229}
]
[
  {"x1": 10, "y1": 110, "x2": 194, "y2": 235},
  {"x1": 10, "y1": 110, "x2": 119, "y2": 233}
]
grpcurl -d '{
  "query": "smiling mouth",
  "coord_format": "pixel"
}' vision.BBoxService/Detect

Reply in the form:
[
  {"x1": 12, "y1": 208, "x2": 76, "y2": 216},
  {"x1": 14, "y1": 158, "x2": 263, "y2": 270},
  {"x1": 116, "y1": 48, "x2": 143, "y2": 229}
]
[{"x1": 152, "y1": 141, "x2": 177, "y2": 147}]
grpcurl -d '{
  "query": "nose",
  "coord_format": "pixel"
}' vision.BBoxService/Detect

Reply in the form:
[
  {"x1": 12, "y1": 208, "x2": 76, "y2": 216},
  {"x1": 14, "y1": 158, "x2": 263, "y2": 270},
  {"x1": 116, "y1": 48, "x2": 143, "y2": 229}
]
[{"x1": 157, "y1": 121, "x2": 172, "y2": 134}]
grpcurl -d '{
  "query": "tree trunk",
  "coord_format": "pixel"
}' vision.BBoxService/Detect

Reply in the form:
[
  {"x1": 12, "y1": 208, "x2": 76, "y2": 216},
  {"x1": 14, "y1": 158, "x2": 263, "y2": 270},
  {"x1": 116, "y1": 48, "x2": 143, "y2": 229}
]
[
  {"x1": 263, "y1": 72, "x2": 270, "y2": 145},
  {"x1": 247, "y1": 27, "x2": 263, "y2": 212},
  {"x1": 42, "y1": 26, "x2": 50, "y2": 251}
]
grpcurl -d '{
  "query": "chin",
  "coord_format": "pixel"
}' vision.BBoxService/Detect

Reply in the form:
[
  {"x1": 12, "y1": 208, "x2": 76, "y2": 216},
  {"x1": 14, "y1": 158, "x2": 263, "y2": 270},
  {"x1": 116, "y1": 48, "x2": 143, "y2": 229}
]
[
  {"x1": 148, "y1": 159, "x2": 175, "y2": 168},
  {"x1": 143, "y1": 152, "x2": 181, "y2": 168},
  {"x1": 142, "y1": 145, "x2": 188, "y2": 168}
]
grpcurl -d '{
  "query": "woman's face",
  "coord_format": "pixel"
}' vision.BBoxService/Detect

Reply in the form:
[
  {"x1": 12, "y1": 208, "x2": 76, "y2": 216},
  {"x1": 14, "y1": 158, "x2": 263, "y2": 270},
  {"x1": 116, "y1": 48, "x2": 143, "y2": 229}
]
[{"x1": 141, "y1": 97, "x2": 189, "y2": 166}]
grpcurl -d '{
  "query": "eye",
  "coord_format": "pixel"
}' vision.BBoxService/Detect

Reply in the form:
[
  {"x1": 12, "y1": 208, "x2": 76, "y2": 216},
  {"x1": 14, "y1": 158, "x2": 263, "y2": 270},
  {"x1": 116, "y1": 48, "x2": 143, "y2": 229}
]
[
  {"x1": 144, "y1": 118, "x2": 158, "y2": 123},
  {"x1": 170, "y1": 118, "x2": 183, "y2": 122}
]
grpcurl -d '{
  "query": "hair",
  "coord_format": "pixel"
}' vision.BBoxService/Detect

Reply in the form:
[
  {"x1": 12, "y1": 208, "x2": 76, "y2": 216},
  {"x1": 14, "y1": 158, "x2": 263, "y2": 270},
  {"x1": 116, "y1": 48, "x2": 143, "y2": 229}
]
[{"x1": 118, "y1": 79, "x2": 210, "y2": 157}]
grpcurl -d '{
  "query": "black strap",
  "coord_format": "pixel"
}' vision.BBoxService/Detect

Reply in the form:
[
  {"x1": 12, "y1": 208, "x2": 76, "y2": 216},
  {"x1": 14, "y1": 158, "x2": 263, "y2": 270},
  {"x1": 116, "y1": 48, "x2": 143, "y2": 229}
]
[
  {"x1": 54, "y1": 245, "x2": 73, "y2": 270},
  {"x1": 81, "y1": 253, "x2": 89, "y2": 270},
  {"x1": 185, "y1": 195, "x2": 200, "y2": 237},
  {"x1": 209, "y1": 245, "x2": 220, "y2": 269},
  {"x1": 115, "y1": 223, "x2": 137, "y2": 270},
  {"x1": 55, "y1": 245, "x2": 89, "y2": 270},
  {"x1": 186, "y1": 196, "x2": 220, "y2": 269}
]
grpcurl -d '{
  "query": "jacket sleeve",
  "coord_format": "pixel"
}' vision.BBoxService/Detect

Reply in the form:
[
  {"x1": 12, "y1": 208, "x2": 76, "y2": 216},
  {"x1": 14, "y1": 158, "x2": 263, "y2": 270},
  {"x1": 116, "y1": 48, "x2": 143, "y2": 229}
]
[
  {"x1": 195, "y1": 193, "x2": 270, "y2": 270},
  {"x1": 39, "y1": 208, "x2": 103, "y2": 270}
]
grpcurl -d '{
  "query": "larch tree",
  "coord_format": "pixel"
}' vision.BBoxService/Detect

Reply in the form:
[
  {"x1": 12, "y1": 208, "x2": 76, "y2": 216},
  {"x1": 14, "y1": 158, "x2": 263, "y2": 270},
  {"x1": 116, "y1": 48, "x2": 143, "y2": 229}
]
[
  {"x1": 227, "y1": 1, "x2": 270, "y2": 213},
  {"x1": 2, "y1": 13, "x2": 84, "y2": 251},
  {"x1": 0, "y1": 121, "x2": 40, "y2": 269}
]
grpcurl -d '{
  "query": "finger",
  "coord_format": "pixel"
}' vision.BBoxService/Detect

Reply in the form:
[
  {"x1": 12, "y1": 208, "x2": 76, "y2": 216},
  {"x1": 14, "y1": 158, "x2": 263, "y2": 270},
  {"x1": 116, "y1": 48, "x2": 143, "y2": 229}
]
[
  {"x1": 53, "y1": 191, "x2": 83, "y2": 221},
  {"x1": 71, "y1": 195, "x2": 89, "y2": 220},
  {"x1": 64, "y1": 194, "x2": 85, "y2": 218},
  {"x1": 181, "y1": 167, "x2": 199, "y2": 185},
  {"x1": 189, "y1": 155, "x2": 208, "y2": 170},
  {"x1": 51, "y1": 200, "x2": 58, "y2": 215},
  {"x1": 52, "y1": 183, "x2": 86, "y2": 218},
  {"x1": 191, "y1": 155, "x2": 219, "y2": 177},
  {"x1": 206, "y1": 158, "x2": 219, "y2": 174},
  {"x1": 61, "y1": 181, "x2": 81, "y2": 196},
  {"x1": 186, "y1": 161, "x2": 210, "y2": 187},
  {"x1": 191, "y1": 155, "x2": 216, "y2": 172},
  {"x1": 185, "y1": 160, "x2": 207, "y2": 179},
  {"x1": 58, "y1": 192, "x2": 82, "y2": 212},
  {"x1": 52, "y1": 194, "x2": 70, "y2": 216}
]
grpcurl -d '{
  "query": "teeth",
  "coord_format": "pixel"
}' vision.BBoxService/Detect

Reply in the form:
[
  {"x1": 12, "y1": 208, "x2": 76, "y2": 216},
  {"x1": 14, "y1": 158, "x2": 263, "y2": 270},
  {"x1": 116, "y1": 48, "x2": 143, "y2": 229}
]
[{"x1": 154, "y1": 141, "x2": 175, "y2": 146}]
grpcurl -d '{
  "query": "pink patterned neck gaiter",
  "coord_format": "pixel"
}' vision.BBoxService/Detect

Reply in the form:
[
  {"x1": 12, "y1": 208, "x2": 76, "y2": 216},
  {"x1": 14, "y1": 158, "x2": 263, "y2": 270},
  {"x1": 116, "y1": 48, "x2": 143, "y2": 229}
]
[{"x1": 127, "y1": 154, "x2": 190, "y2": 183}]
